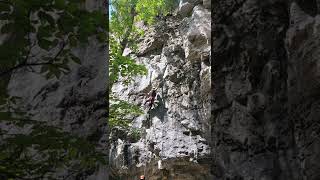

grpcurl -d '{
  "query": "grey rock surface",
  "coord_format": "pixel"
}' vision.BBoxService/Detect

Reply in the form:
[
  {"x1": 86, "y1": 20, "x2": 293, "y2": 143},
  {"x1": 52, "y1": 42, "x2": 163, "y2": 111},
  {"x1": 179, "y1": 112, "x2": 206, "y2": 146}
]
[
  {"x1": 179, "y1": 2, "x2": 195, "y2": 17},
  {"x1": 286, "y1": 3, "x2": 320, "y2": 179},
  {"x1": 110, "y1": 2, "x2": 212, "y2": 180},
  {"x1": 178, "y1": 0, "x2": 203, "y2": 18},
  {"x1": 203, "y1": 0, "x2": 211, "y2": 9},
  {"x1": 212, "y1": 0, "x2": 320, "y2": 179}
]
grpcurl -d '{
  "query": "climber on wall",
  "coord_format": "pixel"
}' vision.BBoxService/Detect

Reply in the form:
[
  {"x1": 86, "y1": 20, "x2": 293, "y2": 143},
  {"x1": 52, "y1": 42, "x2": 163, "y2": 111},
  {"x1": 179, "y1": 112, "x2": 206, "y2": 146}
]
[{"x1": 144, "y1": 88, "x2": 157, "y2": 111}]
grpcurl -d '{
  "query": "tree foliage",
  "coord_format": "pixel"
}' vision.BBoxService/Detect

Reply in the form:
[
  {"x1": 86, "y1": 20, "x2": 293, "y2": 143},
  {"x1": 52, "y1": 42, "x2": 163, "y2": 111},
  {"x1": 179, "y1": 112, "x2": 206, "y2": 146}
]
[
  {"x1": 109, "y1": 97, "x2": 143, "y2": 129},
  {"x1": 0, "y1": 0, "x2": 108, "y2": 80},
  {"x1": 0, "y1": 115, "x2": 106, "y2": 180}
]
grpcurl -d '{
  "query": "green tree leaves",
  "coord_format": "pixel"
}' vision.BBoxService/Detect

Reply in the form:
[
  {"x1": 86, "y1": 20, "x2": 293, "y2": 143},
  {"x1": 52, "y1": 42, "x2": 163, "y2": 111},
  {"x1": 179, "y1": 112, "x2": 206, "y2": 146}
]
[
  {"x1": 0, "y1": 0, "x2": 107, "y2": 80},
  {"x1": 109, "y1": 96, "x2": 144, "y2": 129},
  {"x1": 0, "y1": 118, "x2": 106, "y2": 179},
  {"x1": 109, "y1": 0, "x2": 176, "y2": 88}
]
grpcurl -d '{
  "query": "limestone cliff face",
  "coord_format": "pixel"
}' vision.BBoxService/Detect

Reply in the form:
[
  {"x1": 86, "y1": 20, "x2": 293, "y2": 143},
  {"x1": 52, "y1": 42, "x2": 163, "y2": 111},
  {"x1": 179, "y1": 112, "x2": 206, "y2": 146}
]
[
  {"x1": 212, "y1": 0, "x2": 320, "y2": 179},
  {"x1": 110, "y1": 0, "x2": 212, "y2": 179}
]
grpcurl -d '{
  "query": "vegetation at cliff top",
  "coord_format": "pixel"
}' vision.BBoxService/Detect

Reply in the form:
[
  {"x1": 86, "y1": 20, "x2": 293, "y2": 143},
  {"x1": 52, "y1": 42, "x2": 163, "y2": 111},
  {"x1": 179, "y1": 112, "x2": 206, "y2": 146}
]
[{"x1": 109, "y1": 0, "x2": 177, "y2": 129}]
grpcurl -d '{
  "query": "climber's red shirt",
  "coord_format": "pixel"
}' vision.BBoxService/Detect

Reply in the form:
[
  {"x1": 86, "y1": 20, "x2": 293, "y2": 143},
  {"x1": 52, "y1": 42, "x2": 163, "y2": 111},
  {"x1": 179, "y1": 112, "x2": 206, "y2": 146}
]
[{"x1": 144, "y1": 90, "x2": 156, "y2": 106}]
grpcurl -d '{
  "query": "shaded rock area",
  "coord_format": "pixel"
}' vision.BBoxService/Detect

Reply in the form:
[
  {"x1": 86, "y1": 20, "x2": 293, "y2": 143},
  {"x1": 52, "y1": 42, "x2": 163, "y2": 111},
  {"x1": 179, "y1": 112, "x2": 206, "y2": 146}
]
[
  {"x1": 212, "y1": 0, "x2": 320, "y2": 179},
  {"x1": 6, "y1": 39, "x2": 108, "y2": 179},
  {"x1": 110, "y1": 0, "x2": 212, "y2": 179},
  {"x1": 0, "y1": 0, "x2": 108, "y2": 179}
]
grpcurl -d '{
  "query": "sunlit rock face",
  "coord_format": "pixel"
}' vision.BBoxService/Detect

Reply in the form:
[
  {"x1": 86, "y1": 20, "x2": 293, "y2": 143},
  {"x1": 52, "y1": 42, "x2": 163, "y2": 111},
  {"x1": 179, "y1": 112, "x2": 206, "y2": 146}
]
[
  {"x1": 2, "y1": 0, "x2": 108, "y2": 179},
  {"x1": 212, "y1": 0, "x2": 320, "y2": 179},
  {"x1": 110, "y1": 0, "x2": 212, "y2": 179}
]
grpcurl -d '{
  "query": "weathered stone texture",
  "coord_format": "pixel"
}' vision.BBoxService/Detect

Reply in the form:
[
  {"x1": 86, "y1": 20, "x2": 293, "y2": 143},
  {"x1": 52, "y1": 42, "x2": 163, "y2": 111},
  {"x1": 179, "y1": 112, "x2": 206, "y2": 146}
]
[
  {"x1": 212, "y1": 0, "x2": 320, "y2": 179},
  {"x1": 110, "y1": 0, "x2": 212, "y2": 179}
]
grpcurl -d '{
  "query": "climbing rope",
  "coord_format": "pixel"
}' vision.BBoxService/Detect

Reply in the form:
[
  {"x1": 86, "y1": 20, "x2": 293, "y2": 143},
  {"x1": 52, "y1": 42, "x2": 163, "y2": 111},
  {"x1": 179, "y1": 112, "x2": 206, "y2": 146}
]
[
  {"x1": 142, "y1": 112, "x2": 149, "y2": 179},
  {"x1": 141, "y1": 110, "x2": 152, "y2": 179},
  {"x1": 140, "y1": 132, "x2": 148, "y2": 178},
  {"x1": 143, "y1": 163, "x2": 147, "y2": 179},
  {"x1": 189, "y1": 131, "x2": 198, "y2": 162},
  {"x1": 141, "y1": 106, "x2": 162, "y2": 178},
  {"x1": 141, "y1": 66, "x2": 167, "y2": 178}
]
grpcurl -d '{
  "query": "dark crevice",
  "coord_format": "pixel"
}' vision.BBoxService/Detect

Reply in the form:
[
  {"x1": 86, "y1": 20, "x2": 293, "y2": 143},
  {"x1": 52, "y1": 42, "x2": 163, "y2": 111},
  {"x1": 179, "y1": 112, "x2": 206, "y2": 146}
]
[{"x1": 295, "y1": 0, "x2": 318, "y2": 16}]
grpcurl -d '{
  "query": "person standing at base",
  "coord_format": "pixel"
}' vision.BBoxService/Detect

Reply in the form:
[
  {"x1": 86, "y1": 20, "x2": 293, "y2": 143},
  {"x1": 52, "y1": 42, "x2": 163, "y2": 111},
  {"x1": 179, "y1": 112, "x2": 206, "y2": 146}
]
[{"x1": 140, "y1": 175, "x2": 145, "y2": 180}]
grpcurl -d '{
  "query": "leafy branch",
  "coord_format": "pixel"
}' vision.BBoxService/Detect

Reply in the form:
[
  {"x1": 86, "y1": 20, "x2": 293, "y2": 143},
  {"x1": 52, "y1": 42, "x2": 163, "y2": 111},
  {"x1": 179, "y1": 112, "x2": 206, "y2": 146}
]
[
  {"x1": 0, "y1": 41, "x2": 67, "y2": 77},
  {"x1": 0, "y1": 0, "x2": 108, "y2": 79}
]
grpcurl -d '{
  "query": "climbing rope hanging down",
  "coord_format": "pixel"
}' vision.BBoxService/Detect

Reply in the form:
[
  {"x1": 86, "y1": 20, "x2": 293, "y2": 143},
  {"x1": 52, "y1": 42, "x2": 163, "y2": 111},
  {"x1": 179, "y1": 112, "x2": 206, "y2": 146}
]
[
  {"x1": 141, "y1": 64, "x2": 167, "y2": 178},
  {"x1": 141, "y1": 87, "x2": 162, "y2": 179},
  {"x1": 189, "y1": 131, "x2": 198, "y2": 162},
  {"x1": 141, "y1": 101, "x2": 152, "y2": 179}
]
